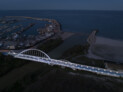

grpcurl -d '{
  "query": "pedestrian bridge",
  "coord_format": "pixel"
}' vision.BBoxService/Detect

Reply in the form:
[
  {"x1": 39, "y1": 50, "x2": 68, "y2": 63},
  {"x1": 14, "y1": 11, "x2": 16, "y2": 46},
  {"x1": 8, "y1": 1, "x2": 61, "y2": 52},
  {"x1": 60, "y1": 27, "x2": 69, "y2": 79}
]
[{"x1": 8, "y1": 49, "x2": 123, "y2": 78}]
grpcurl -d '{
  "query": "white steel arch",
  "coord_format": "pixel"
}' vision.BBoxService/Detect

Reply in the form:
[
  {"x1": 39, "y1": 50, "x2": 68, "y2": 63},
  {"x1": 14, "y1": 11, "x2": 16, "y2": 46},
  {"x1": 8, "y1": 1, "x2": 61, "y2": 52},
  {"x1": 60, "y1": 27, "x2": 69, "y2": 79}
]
[{"x1": 17, "y1": 49, "x2": 51, "y2": 59}]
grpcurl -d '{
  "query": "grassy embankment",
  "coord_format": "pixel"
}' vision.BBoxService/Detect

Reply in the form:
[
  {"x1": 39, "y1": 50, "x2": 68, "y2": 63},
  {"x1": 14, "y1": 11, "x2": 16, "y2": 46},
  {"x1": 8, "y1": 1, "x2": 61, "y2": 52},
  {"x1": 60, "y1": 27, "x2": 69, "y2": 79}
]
[
  {"x1": 2, "y1": 64, "x2": 123, "y2": 92},
  {"x1": 37, "y1": 38, "x2": 63, "y2": 53},
  {"x1": 61, "y1": 44, "x2": 105, "y2": 68}
]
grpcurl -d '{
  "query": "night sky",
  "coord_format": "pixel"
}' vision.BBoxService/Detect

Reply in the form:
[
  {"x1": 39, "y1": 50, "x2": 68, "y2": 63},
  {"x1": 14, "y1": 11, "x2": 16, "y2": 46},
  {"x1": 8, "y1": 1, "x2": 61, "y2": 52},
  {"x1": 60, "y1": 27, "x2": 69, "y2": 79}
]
[{"x1": 0, "y1": 0, "x2": 123, "y2": 10}]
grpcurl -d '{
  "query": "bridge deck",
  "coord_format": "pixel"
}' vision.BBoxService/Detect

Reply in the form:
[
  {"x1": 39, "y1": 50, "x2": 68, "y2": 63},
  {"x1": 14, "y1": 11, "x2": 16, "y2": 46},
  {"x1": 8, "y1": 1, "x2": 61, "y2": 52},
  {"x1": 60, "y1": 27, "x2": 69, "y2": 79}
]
[{"x1": 14, "y1": 54, "x2": 123, "y2": 78}]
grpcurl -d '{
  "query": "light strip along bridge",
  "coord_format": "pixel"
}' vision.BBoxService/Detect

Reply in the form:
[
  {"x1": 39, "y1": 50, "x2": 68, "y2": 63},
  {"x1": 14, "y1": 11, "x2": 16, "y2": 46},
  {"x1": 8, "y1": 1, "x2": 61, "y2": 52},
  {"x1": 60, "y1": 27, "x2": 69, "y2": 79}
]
[{"x1": 8, "y1": 49, "x2": 123, "y2": 78}]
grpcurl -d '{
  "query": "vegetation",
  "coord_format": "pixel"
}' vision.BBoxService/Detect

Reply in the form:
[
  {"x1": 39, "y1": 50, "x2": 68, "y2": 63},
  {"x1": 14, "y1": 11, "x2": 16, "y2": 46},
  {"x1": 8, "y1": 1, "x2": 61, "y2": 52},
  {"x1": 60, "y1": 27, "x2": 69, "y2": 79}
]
[
  {"x1": 30, "y1": 70, "x2": 122, "y2": 92},
  {"x1": 37, "y1": 38, "x2": 63, "y2": 53},
  {"x1": 0, "y1": 53, "x2": 29, "y2": 77},
  {"x1": 72, "y1": 56, "x2": 105, "y2": 68},
  {"x1": 2, "y1": 67, "x2": 123, "y2": 92},
  {"x1": 61, "y1": 44, "x2": 105, "y2": 68},
  {"x1": 2, "y1": 64, "x2": 52, "y2": 92},
  {"x1": 61, "y1": 44, "x2": 89, "y2": 59}
]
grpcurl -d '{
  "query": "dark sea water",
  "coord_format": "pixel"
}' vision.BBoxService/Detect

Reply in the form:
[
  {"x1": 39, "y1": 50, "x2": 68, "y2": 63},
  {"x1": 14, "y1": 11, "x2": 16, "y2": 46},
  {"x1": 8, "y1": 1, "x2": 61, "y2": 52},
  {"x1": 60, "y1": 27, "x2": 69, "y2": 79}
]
[
  {"x1": 0, "y1": 10, "x2": 123, "y2": 62},
  {"x1": 0, "y1": 10, "x2": 123, "y2": 40}
]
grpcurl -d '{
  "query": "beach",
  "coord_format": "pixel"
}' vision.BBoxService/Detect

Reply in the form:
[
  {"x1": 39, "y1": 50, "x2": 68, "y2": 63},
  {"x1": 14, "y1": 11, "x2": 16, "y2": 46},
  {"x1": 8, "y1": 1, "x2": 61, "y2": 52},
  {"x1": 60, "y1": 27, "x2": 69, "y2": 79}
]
[
  {"x1": 60, "y1": 32, "x2": 75, "y2": 40},
  {"x1": 87, "y1": 36, "x2": 123, "y2": 63}
]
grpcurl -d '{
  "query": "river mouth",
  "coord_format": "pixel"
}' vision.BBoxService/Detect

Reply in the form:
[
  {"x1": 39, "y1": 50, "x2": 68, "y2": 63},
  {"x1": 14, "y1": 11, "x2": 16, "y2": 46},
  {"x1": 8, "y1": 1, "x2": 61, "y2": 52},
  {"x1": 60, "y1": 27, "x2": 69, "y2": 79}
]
[{"x1": 87, "y1": 36, "x2": 123, "y2": 63}]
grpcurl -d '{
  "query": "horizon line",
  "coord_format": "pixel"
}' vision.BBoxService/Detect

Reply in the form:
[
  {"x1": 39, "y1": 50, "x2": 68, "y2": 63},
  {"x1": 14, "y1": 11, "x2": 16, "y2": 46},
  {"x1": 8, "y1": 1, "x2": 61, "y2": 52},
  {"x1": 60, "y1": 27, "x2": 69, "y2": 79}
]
[{"x1": 0, "y1": 9, "x2": 123, "y2": 11}]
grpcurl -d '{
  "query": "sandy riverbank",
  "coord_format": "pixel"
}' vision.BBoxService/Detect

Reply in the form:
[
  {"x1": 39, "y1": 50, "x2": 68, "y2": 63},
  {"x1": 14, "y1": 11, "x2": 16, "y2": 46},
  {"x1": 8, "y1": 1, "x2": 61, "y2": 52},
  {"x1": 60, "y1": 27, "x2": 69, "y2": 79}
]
[
  {"x1": 87, "y1": 36, "x2": 123, "y2": 63},
  {"x1": 60, "y1": 32, "x2": 75, "y2": 40}
]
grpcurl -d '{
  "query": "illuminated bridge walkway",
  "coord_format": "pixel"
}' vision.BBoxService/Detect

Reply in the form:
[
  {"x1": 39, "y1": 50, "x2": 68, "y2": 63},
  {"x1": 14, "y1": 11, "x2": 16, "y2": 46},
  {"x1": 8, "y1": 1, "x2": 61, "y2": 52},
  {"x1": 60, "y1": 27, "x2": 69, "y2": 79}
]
[{"x1": 8, "y1": 49, "x2": 123, "y2": 78}]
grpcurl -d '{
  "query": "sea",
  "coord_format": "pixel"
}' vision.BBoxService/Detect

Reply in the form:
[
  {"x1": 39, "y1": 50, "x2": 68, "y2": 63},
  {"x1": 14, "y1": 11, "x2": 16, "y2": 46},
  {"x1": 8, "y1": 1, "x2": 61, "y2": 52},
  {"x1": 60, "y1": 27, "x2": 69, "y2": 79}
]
[{"x1": 0, "y1": 10, "x2": 123, "y2": 63}]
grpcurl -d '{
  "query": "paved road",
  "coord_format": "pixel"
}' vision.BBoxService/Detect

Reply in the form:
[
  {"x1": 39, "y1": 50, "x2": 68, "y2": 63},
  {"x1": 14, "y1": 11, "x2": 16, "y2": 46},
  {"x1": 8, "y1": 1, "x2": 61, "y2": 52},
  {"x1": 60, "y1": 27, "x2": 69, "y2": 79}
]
[{"x1": 14, "y1": 54, "x2": 123, "y2": 78}]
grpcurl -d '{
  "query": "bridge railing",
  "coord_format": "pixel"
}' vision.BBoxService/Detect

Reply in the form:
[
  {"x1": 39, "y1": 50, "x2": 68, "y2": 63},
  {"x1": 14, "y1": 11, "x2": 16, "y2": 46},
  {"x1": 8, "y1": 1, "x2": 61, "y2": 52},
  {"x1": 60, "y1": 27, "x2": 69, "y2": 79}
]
[{"x1": 9, "y1": 49, "x2": 123, "y2": 78}]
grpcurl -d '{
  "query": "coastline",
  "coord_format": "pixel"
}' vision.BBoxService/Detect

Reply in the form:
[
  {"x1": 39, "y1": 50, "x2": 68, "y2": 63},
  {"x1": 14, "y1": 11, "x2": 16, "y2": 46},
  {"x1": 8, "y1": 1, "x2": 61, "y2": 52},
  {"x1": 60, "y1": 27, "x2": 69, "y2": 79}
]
[
  {"x1": 0, "y1": 16, "x2": 61, "y2": 52},
  {"x1": 87, "y1": 36, "x2": 123, "y2": 64},
  {"x1": 60, "y1": 32, "x2": 75, "y2": 40}
]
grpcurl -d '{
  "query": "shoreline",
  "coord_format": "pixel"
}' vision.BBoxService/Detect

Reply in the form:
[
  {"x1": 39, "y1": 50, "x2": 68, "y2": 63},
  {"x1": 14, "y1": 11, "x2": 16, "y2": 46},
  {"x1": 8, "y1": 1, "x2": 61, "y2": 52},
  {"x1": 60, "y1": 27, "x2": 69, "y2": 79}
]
[
  {"x1": 87, "y1": 36, "x2": 123, "y2": 64},
  {"x1": 60, "y1": 32, "x2": 75, "y2": 40}
]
